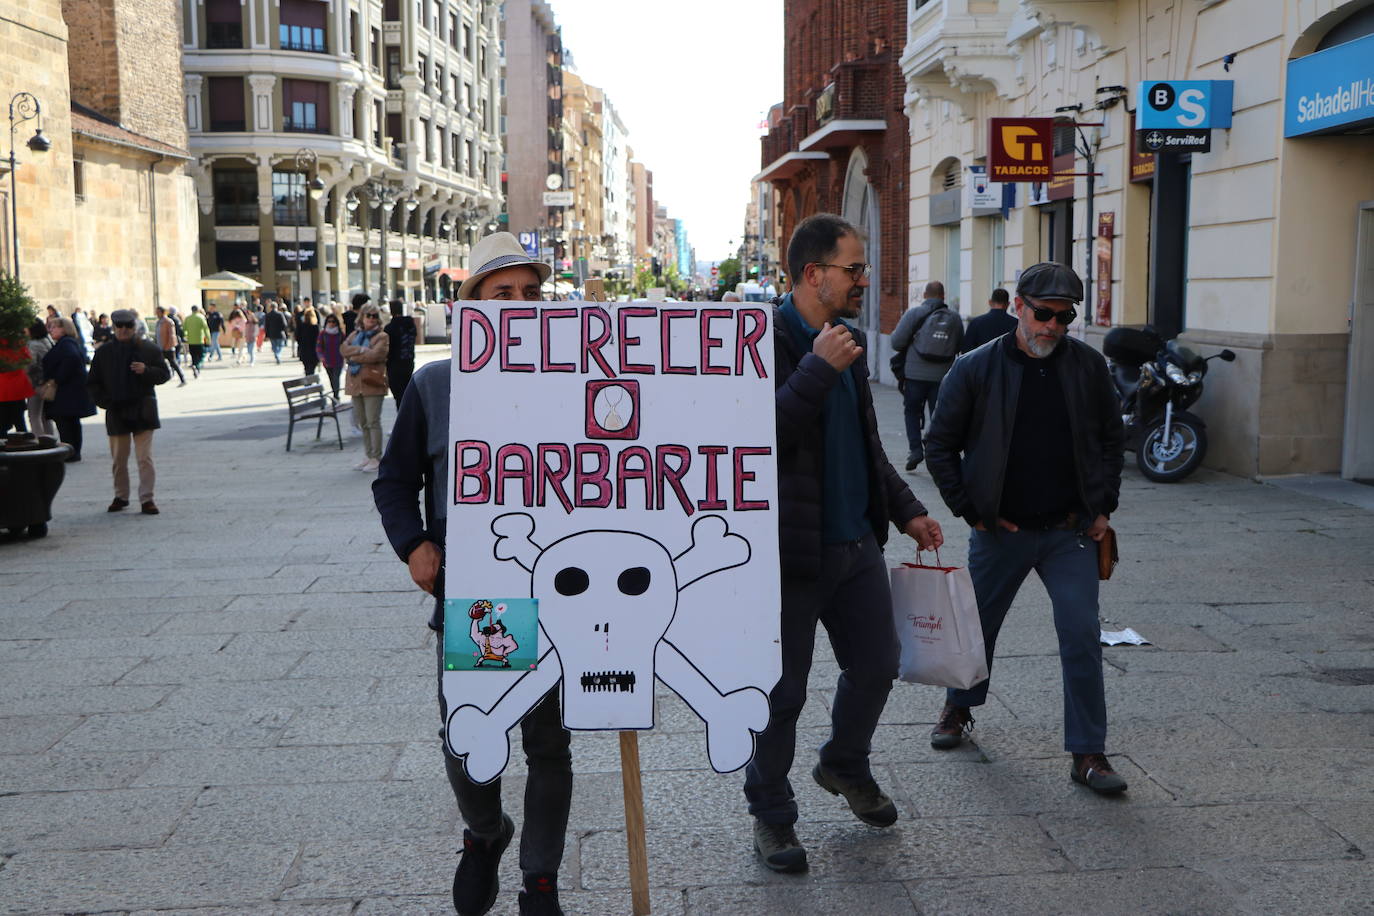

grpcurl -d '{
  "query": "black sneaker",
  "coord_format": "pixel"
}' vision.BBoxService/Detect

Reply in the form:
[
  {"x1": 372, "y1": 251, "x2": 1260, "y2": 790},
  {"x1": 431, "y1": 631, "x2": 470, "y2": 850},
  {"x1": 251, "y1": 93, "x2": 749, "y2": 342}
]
[
  {"x1": 930, "y1": 703, "x2": 974, "y2": 749},
  {"x1": 753, "y1": 818, "x2": 808, "y2": 873},
  {"x1": 812, "y1": 763, "x2": 898, "y2": 827},
  {"x1": 518, "y1": 873, "x2": 564, "y2": 915},
  {"x1": 453, "y1": 813, "x2": 515, "y2": 916},
  {"x1": 905, "y1": 454, "x2": 921, "y2": 471},
  {"x1": 1071, "y1": 753, "x2": 1128, "y2": 795}
]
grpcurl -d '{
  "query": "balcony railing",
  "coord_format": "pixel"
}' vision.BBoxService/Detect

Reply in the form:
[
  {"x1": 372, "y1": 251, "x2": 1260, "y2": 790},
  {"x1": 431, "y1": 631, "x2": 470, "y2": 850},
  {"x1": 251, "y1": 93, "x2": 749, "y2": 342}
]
[
  {"x1": 282, "y1": 118, "x2": 328, "y2": 134},
  {"x1": 208, "y1": 119, "x2": 247, "y2": 133},
  {"x1": 206, "y1": 24, "x2": 242, "y2": 49},
  {"x1": 279, "y1": 26, "x2": 326, "y2": 53}
]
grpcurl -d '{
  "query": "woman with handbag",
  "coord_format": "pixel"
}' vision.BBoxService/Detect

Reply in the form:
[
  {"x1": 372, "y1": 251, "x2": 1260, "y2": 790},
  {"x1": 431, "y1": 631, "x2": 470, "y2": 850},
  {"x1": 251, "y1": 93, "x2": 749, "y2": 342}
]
[
  {"x1": 42, "y1": 316, "x2": 97, "y2": 461},
  {"x1": 339, "y1": 303, "x2": 389, "y2": 471},
  {"x1": 25, "y1": 319, "x2": 56, "y2": 438}
]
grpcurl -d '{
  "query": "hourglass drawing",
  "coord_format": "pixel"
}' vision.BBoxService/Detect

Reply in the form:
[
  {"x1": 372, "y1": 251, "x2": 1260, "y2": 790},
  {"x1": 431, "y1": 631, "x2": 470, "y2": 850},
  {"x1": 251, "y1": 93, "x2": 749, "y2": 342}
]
[{"x1": 585, "y1": 379, "x2": 641, "y2": 440}]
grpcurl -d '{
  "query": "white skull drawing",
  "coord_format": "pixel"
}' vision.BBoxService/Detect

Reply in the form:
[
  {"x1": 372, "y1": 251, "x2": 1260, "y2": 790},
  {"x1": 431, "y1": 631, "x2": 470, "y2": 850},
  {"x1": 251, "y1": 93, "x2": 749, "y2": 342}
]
[{"x1": 530, "y1": 530, "x2": 678, "y2": 728}]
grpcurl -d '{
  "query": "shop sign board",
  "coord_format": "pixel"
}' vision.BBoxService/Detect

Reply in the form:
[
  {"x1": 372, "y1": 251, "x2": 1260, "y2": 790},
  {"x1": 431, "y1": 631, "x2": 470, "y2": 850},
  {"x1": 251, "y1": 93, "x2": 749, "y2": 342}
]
[
  {"x1": 965, "y1": 165, "x2": 1002, "y2": 214},
  {"x1": 988, "y1": 117, "x2": 1055, "y2": 181},
  {"x1": 1285, "y1": 32, "x2": 1374, "y2": 137},
  {"x1": 1136, "y1": 80, "x2": 1234, "y2": 129}
]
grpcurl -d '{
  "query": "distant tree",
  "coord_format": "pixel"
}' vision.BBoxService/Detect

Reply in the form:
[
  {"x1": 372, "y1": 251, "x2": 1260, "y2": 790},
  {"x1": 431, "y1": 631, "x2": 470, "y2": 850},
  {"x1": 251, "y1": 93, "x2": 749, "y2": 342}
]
[{"x1": 715, "y1": 258, "x2": 741, "y2": 295}]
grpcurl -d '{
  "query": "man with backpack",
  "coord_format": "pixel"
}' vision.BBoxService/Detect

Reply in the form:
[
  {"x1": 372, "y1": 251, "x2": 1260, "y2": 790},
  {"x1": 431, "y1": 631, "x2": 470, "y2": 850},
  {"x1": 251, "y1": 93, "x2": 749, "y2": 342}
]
[{"x1": 889, "y1": 280, "x2": 963, "y2": 471}]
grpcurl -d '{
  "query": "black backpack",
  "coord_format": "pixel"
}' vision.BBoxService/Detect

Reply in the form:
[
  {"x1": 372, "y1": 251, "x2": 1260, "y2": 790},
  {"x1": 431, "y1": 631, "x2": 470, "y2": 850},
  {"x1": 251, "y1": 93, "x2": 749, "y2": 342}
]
[{"x1": 912, "y1": 305, "x2": 963, "y2": 363}]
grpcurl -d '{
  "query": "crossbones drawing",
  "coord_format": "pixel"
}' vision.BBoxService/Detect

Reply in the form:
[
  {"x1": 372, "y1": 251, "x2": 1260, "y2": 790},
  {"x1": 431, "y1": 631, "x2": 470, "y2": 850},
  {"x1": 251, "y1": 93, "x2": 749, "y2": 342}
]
[{"x1": 445, "y1": 512, "x2": 772, "y2": 783}]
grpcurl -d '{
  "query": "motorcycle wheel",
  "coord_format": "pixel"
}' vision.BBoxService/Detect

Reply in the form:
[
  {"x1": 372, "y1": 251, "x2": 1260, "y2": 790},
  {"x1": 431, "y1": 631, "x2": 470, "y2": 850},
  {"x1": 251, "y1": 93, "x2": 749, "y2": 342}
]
[{"x1": 1137, "y1": 418, "x2": 1208, "y2": 482}]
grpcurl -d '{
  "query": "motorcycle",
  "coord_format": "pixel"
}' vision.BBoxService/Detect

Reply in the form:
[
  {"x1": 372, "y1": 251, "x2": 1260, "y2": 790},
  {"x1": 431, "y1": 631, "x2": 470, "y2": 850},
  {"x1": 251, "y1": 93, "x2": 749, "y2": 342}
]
[{"x1": 1103, "y1": 326, "x2": 1236, "y2": 483}]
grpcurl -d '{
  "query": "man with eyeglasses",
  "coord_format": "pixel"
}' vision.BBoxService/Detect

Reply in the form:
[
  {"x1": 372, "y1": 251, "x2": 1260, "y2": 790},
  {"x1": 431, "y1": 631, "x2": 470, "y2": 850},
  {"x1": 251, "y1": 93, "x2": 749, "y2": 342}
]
[
  {"x1": 924, "y1": 261, "x2": 1127, "y2": 794},
  {"x1": 87, "y1": 308, "x2": 172, "y2": 515},
  {"x1": 745, "y1": 213, "x2": 943, "y2": 874}
]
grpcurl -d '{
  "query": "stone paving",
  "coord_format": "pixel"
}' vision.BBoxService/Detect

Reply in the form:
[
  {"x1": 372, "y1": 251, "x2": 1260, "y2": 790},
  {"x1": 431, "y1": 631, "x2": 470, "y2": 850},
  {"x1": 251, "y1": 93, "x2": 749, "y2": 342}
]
[{"x1": 1, "y1": 344, "x2": 1372, "y2": 915}]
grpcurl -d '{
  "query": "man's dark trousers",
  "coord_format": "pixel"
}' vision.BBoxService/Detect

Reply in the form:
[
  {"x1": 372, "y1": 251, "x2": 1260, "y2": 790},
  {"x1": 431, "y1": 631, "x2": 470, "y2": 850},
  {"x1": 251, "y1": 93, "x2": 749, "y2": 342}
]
[
  {"x1": 434, "y1": 640, "x2": 572, "y2": 874},
  {"x1": 744, "y1": 533, "x2": 899, "y2": 825},
  {"x1": 947, "y1": 527, "x2": 1106, "y2": 753},
  {"x1": 902, "y1": 378, "x2": 941, "y2": 464}
]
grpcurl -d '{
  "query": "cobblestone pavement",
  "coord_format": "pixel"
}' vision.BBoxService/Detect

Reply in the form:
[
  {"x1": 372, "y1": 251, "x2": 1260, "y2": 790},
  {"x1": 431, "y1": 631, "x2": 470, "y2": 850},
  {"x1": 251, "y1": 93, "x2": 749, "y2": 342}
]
[{"x1": 1, "y1": 346, "x2": 1372, "y2": 915}]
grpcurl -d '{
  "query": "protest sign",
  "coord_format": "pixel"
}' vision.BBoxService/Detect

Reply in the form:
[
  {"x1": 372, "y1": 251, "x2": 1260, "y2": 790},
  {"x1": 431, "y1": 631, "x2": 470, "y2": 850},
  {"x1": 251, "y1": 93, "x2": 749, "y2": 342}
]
[{"x1": 442, "y1": 301, "x2": 781, "y2": 785}]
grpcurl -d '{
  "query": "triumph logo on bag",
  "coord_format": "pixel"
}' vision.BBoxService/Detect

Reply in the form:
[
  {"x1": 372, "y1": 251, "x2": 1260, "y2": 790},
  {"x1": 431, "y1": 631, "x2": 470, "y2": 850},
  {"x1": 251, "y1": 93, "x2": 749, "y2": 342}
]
[{"x1": 907, "y1": 614, "x2": 943, "y2": 632}]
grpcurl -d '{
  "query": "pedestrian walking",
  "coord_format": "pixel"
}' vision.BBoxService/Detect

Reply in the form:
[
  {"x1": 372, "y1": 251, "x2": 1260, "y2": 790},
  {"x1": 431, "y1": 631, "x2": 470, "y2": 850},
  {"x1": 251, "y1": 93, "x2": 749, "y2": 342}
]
[
  {"x1": 744, "y1": 213, "x2": 943, "y2": 875},
  {"x1": 924, "y1": 261, "x2": 1127, "y2": 794},
  {"x1": 183, "y1": 305, "x2": 210, "y2": 378},
  {"x1": 25, "y1": 319, "x2": 56, "y2": 438},
  {"x1": 205, "y1": 304, "x2": 225, "y2": 361},
  {"x1": 41, "y1": 316, "x2": 96, "y2": 461},
  {"x1": 316, "y1": 312, "x2": 346, "y2": 399},
  {"x1": 71, "y1": 307, "x2": 95, "y2": 363},
  {"x1": 889, "y1": 281, "x2": 964, "y2": 472},
  {"x1": 243, "y1": 307, "x2": 260, "y2": 366},
  {"x1": 154, "y1": 307, "x2": 187, "y2": 386},
  {"x1": 383, "y1": 299, "x2": 417, "y2": 404},
  {"x1": 87, "y1": 308, "x2": 170, "y2": 515},
  {"x1": 960, "y1": 287, "x2": 1018, "y2": 353},
  {"x1": 340, "y1": 303, "x2": 389, "y2": 472},
  {"x1": 227, "y1": 307, "x2": 247, "y2": 364},
  {"x1": 296, "y1": 306, "x2": 321, "y2": 377},
  {"x1": 264, "y1": 303, "x2": 289, "y2": 364},
  {"x1": 373, "y1": 231, "x2": 573, "y2": 916}
]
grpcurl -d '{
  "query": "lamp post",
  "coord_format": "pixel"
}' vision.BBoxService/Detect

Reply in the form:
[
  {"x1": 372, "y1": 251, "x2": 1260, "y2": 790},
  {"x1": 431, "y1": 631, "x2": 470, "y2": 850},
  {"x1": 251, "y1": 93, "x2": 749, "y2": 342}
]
[
  {"x1": 291, "y1": 147, "x2": 325, "y2": 303},
  {"x1": 400, "y1": 193, "x2": 418, "y2": 303},
  {"x1": 7, "y1": 92, "x2": 51, "y2": 281},
  {"x1": 345, "y1": 179, "x2": 402, "y2": 303}
]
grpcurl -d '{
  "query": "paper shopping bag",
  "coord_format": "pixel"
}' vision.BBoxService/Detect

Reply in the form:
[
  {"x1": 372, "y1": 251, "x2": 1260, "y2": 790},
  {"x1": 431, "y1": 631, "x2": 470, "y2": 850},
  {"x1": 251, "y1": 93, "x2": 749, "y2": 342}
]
[{"x1": 891, "y1": 558, "x2": 989, "y2": 690}]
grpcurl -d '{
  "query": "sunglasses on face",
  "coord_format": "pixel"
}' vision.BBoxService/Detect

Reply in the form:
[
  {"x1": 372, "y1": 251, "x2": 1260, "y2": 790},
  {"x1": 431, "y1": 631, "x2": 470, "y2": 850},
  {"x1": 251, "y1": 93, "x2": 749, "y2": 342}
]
[
  {"x1": 813, "y1": 262, "x2": 871, "y2": 280},
  {"x1": 113, "y1": 321, "x2": 136, "y2": 329},
  {"x1": 1024, "y1": 302, "x2": 1077, "y2": 326}
]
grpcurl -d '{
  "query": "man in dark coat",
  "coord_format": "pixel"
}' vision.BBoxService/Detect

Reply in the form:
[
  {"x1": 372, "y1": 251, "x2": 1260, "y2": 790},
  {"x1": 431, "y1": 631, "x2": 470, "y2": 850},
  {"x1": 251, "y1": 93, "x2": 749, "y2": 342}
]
[
  {"x1": 924, "y1": 262, "x2": 1127, "y2": 795},
  {"x1": 745, "y1": 213, "x2": 943, "y2": 875},
  {"x1": 87, "y1": 308, "x2": 171, "y2": 515},
  {"x1": 960, "y1": 287, "x2": 1019, "y2": 353},
  {"x1": 383, "y1": 299, "x2": 417, "y2": 404}
]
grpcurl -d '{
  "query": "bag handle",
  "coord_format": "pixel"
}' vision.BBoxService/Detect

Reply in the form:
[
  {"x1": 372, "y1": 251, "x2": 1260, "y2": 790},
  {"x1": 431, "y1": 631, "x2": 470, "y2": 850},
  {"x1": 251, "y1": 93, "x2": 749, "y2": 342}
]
[{"x1": 900, "y1": 547, "x2": 957, "y2": 572}]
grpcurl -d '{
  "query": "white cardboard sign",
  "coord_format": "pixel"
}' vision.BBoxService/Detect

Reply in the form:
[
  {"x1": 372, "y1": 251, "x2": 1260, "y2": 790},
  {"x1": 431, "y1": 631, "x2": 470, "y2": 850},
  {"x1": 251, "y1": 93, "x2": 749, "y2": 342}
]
[{"x1": 442, "y1": 301, "x2": 781, "y2": 783}]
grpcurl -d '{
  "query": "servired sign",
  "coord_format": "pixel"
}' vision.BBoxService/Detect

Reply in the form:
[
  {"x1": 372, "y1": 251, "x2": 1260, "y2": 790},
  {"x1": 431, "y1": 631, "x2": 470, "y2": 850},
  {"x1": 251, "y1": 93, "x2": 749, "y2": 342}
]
[{"x1": 988, "y1": 117, "x2": 1055, "y2": 181}]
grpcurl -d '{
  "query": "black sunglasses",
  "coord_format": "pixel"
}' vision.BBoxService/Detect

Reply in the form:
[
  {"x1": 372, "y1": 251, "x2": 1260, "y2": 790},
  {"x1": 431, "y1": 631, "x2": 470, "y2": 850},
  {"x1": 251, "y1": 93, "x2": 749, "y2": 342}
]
[
  {"x1": 113, "y1": 321, "x2": 136, "y2": 329},
  {"x1": 1024, "y1": 302, "x2": 1077, "y2": 326}
]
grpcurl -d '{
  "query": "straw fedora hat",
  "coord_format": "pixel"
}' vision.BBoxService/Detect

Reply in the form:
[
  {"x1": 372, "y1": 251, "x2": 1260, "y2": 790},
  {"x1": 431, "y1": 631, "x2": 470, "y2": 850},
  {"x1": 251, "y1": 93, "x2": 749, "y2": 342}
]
[{"x1": 458, "y1": 232, "x2": 552, "y2": 300}]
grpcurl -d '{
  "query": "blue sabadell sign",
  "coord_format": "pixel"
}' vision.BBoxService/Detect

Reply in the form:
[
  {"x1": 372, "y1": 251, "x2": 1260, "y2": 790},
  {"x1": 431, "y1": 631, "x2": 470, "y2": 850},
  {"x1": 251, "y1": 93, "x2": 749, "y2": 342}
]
[{"x1": 1285, "y1": 32, "x2": 1374, "y2": 137}]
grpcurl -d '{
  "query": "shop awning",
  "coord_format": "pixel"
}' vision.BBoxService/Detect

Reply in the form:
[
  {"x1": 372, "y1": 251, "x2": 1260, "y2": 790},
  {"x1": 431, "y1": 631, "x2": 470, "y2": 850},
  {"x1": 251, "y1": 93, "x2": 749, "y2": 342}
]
[
  {"x1": 197, "y1": 270, "x2": 261, "y2": 291},
  {"x1": 753, "y1": 151, "x2": 829, "y2": 184}
]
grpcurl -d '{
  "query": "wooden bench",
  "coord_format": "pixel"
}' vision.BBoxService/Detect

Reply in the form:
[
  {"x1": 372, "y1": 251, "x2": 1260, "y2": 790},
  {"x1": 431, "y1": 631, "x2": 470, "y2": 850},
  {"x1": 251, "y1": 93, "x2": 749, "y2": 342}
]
[{"x1": 282, "y1": 374, "x2": 351, "y2": 451}]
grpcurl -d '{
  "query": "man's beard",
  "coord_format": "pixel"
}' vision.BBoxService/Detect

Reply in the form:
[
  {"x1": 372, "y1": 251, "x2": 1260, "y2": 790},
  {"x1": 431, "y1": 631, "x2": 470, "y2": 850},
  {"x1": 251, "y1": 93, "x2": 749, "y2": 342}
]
[
  {"x1": 822, "y1": 279, "x2": 864, "y2": 318},
  {"x1": 1018, "y1": 321, "x2": 1062, "y2": 357}
]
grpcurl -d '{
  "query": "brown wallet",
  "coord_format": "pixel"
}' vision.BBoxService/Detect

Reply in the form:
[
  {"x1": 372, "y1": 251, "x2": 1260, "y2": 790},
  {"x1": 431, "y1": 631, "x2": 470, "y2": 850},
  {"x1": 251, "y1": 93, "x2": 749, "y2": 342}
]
[{"x1": 1098, "y1": 525, "x2": 1119, "y2": 580}]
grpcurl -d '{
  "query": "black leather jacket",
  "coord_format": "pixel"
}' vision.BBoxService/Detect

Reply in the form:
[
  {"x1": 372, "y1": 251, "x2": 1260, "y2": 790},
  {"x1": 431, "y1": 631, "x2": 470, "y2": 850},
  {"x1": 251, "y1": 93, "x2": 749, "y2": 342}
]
[{"x1": 925, "y1": 335, "x2": 1124, "y2": 528}]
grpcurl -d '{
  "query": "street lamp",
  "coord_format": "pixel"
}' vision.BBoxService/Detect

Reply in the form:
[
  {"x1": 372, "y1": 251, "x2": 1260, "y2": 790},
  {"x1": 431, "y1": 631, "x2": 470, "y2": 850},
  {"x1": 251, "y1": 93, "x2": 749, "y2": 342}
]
[
  {"x1": 345, "y1": 178, "x2": 402, "y2": 302},
  {"x1": 402, "y1": 195, "x2": 419, "y2": 302},
  {"x1": 7, "y1": 92, "x2": 51, "y2": 281},
  {"x1": 291, "y1": 147, "x2": 325, "y2": 303}
]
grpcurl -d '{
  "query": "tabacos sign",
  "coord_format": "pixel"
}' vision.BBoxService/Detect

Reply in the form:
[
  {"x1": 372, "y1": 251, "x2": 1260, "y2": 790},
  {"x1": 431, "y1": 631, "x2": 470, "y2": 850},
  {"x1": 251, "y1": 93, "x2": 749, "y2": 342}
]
[
  {"x1": 988, "y1": 117, "x2": 1054, "y2": 181},
  {"x1": 1285, "y1": 32, "x2": 1374, "y2": 137}
]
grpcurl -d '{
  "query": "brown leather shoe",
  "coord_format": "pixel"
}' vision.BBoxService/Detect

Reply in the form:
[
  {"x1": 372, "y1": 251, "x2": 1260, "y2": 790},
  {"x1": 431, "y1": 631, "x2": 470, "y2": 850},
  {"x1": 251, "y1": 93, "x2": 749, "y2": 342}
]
[
  {"x1": 930, "y1": 703, "x2": 974, "y2": 749},
  {"x1": 1071, "y1": 753, "x2": 1128, "y2": 795},
  {"x1": 140, "y1": 501, "x2": 160, "y2": 515},
  {"x1": 107, "y1": 498, "x2": 129, "y2": 512}
]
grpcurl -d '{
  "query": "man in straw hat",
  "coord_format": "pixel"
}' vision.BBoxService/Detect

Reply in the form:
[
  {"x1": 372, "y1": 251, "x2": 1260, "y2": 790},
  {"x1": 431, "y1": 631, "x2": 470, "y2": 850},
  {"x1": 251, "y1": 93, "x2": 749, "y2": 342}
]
[{"x1": 372, "y1": 232, "x2": 567, "y2": 916}]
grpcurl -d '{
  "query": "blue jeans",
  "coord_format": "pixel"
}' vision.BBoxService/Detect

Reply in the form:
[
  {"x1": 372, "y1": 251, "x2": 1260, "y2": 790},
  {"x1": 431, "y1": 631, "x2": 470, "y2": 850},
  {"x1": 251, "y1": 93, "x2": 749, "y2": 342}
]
[
  {"x1": 947, "y1": 527, "x2": 1107, "y2": 754},
  {"x1": 745, "y1": 534, "x2": 898, "y2": 825},
  {"x1": 270, "y1": 337, "x2": 285, "y2": 362},
  {"x1": 902, "y1": 378, "x2": 941, "y2": 462}
]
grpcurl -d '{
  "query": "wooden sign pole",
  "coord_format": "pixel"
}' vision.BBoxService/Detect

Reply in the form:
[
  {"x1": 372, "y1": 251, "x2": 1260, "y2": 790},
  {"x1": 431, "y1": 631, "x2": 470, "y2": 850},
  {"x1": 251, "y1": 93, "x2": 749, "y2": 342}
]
[{"x1": 618, "y1": 731, "x2": 652, "y2": 915}]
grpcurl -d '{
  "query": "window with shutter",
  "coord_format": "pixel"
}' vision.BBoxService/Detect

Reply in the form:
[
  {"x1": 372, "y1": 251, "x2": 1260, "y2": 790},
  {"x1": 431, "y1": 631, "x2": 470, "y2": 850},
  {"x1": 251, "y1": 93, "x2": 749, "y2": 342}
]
[
  {"x1": 206, "y1": 0, "x2": 243, "y2": 48},
  {"x1": 279, "y1": 0, "x2": 327, "y2": 52},
  {"x1": 207, "y1": 77, "x2": 246, "y2": 132}
]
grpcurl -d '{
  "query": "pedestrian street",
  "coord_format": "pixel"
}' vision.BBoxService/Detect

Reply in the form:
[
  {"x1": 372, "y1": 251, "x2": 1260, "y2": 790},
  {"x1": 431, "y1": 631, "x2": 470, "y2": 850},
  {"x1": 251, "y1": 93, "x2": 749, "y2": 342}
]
[{"x1": 1, "y1": 349, "x2": 1372, "y2": 915}]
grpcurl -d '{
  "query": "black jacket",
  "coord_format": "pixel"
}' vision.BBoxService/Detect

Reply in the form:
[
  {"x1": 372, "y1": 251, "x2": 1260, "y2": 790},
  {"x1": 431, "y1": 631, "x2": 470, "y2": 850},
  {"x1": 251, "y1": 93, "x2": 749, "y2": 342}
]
[
  {"x1": 960, "y1": 308, "x2": 1018, "y2": 353},
  {"x1": 264, "y1": 310, "x2": 289, "y2": 339},
  {"x1": 41, "y1": 336, "x2": 96, "y2": 419},
  {"x1": 87, "y1": 337, "x2": 170, "y2": 434},
  {"x1": 774, "y1": 308, "x2": 926, "y2": 578},
  {"x1": 925, "y1": 335, "x2": 1124, "y2": 529}
]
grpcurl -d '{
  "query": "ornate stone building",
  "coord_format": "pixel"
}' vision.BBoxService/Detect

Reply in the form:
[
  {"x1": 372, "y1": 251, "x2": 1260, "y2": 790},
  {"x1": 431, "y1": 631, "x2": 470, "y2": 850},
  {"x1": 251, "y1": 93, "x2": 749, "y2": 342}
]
[
  {"x1": 182, "y1": 0, "x2": 504, "y2": 304},
  {"x1": 1, "y1": 0, "x2": 199, "y2": 314}
]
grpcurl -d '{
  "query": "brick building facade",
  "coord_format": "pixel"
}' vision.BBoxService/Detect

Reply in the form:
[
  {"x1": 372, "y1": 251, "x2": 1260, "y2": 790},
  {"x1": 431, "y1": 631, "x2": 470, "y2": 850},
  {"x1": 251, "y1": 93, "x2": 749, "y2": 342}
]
[{"x1": 757, "y1": 0, "x2": 909, "y2": 381}]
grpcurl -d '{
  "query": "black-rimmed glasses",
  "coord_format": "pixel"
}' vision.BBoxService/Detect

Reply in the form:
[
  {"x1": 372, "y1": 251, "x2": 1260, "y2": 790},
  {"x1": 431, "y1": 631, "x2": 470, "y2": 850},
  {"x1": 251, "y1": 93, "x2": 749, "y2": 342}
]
[{"x1": 812, "y1": 262, "x2": 871, "y2": 280}]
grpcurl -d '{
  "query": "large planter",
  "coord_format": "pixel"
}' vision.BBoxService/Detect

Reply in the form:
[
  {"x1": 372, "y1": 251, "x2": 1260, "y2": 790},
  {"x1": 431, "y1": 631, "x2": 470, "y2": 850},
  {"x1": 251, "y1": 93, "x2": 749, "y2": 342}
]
[{"x1": 0, "y1": 433, "x2": 72, "y2": 538}]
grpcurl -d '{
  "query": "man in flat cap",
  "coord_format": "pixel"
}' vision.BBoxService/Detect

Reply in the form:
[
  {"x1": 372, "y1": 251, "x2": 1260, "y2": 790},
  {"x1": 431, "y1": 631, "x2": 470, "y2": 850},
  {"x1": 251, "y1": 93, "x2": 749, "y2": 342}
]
[
  {"x1": 373, "y1": 232, "x2": 571, "y2": 916},
  {"x1": 924, "y1": 262, "x2": 1128, "y2": 794},
  {"x1": 87, "y1": 308, "x2": 171, "y2": 515}
]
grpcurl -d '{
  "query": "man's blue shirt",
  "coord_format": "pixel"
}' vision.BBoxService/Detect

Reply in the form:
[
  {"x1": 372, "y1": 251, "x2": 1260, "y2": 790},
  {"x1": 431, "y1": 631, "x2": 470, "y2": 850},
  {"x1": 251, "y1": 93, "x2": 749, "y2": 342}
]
[{"x1": 777, "y1": 294, "x2": 870, "y2": 543}]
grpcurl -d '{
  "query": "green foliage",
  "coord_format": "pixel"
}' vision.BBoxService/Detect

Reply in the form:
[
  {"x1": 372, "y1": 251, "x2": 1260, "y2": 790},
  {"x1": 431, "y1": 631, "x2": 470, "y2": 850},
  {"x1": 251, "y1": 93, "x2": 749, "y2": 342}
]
[
  {"x1": 0, "y1": 272, "x2": 37, "y2": 373},
  {"x1": 715, "y1": 258, "x2": 741, "y2": 295},
  {"x1": 634, "y1": 268, "x2": 656, "y2": 297}
]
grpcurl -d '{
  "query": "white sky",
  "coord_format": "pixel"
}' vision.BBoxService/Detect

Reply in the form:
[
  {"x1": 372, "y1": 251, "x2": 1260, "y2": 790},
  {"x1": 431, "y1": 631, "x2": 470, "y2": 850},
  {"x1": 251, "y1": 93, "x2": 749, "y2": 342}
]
[{"x1": 549, "y1": 0, "x2": 783, "y2": 264}]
